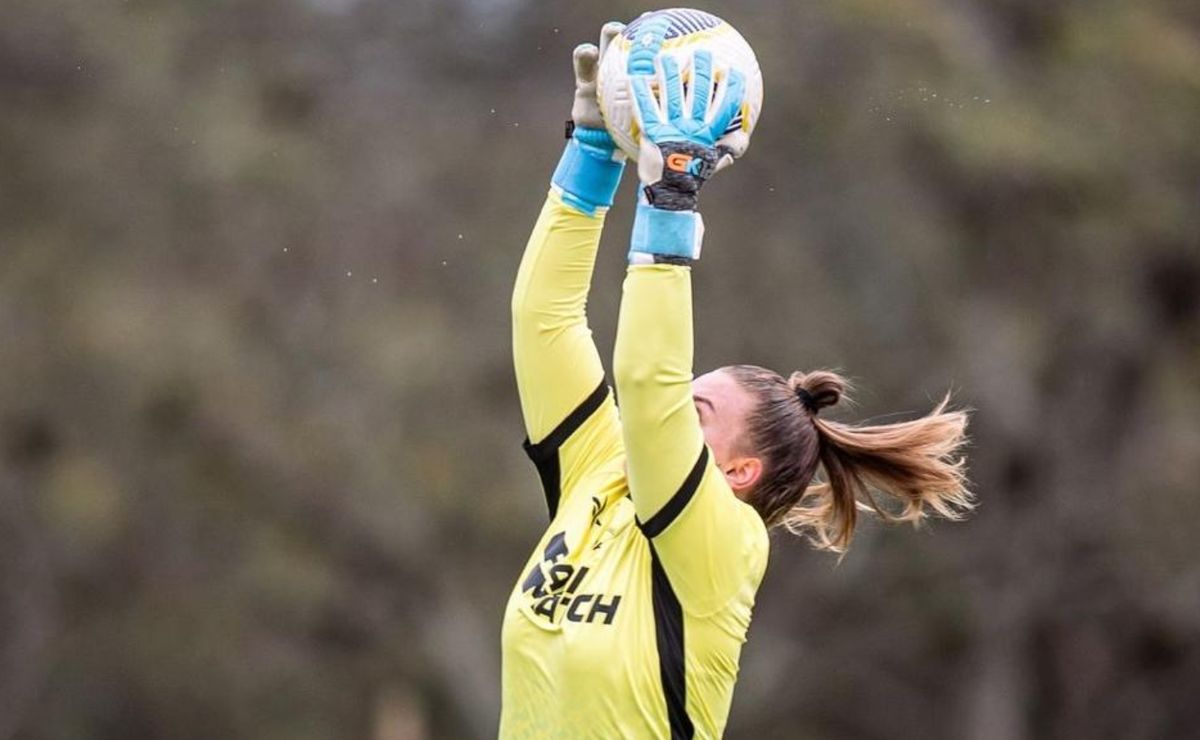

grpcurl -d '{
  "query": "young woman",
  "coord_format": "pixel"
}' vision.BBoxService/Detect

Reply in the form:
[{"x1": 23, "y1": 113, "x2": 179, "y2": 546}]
[{"x1": 500, "y1": 21, "x2": 973, "y2": 740}]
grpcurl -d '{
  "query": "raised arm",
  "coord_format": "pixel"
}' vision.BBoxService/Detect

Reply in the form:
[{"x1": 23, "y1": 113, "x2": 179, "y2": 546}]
[
  {"x1": 613, "y1": 263, "x2": 706, "y2": 520},
  {"x1": 614, "y1": 45, "x2": 767, "y2": 612},
  {"x1": 512, "y1": 25, "x2": 627, "y2": 518}
]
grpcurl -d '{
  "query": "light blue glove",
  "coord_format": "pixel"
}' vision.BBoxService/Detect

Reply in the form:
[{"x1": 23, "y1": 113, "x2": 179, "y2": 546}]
[
  {"x1": 625, "y1": 22, "x2": 747, "y2": 263},
  {"x1": 551, "y1": 23, "x2": 627, "y2": 215}
]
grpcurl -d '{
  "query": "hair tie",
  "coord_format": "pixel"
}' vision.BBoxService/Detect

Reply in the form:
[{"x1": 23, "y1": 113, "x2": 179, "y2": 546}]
[{"x1": 795, "y1": 387, "x2": 819, "y2": 414}]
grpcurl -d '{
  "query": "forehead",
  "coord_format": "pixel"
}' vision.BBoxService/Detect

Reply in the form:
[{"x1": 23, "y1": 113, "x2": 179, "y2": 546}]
[{"x1": 692, "y1": 369, "x2": 757, "y2": 415}]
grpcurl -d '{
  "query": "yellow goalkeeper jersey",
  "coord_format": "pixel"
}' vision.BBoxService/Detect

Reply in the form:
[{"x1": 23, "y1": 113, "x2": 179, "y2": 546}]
[{"x1": 501, "y1": 191, "x2": 770, "y2": 739}]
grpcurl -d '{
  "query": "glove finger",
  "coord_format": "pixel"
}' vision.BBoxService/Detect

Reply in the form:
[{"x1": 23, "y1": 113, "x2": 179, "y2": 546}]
[
  {"x1": 598, "y1": 21, "x2": 624, "y2": 59},
  {"x1": 637, "y1": 135, "x2": 666, "y2": 185},
  {"x1": 706, "y1": 68, "x2": 747, "y2": 142},
  {"x1": 629, "y1": 75, "x2": 664, "y2": 133},
  {"x1": 689, "y1": 50, "x2": 714, "y2": 122},
  {"x1": 659, "y1": 54, "x2": 685, "y2": 122},
  {"x1": 713, "y1": 154, "x2": 735, "y2": 174},
  {"x1": 573, "y1": 43, "x2": 599, "y2": 85},
  {"x1": 627, "y1": 14, "x2": 668, "y2": 75},
  {"x1": 716, "y1": 129, "x2": 750, "y2": 160}
]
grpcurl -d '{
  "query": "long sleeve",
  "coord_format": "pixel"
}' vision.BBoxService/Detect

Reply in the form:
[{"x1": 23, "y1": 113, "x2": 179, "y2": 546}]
[
  {"x1": 512, "y1": 190, "x2": 622, "y2": 518},
  {"x1": 613, "y1": 264, "x2": 768, "y2": 614}
]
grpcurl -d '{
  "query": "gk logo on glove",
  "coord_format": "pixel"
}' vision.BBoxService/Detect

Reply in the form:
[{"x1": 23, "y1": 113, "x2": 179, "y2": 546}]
[{"x1": 666, "y1": 152, "x2": 704, "y2": 176}]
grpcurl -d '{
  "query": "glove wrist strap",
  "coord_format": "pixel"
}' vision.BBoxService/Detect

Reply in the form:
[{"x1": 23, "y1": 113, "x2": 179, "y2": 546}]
[
  {"x1": 628, "y1": 200, "x2": 704, "y2": 264},
  {"x1": 551, "y1": 126, "x2": 625, "y2": 215}
]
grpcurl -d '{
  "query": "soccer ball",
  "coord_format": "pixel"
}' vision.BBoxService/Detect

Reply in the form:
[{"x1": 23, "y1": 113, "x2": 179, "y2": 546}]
[{"x1": 597, "y1": 8, "x2": 764, "y2": 161}]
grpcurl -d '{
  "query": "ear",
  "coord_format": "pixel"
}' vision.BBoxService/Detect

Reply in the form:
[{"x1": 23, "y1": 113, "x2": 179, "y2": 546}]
[{"x1": 721, "y1": 455, "x2": 763, "y2": 496}]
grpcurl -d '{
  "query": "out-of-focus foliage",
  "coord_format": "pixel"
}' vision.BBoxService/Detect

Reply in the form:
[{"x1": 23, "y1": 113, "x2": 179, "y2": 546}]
[{"x1": 1, "y1": 0, "x2": 1198, "y2": 738}]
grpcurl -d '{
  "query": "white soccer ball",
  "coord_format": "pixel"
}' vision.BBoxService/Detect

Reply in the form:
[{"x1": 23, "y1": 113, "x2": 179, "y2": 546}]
[{"x1": 597, "y1": 8, "x2": 764, "y2": 161}]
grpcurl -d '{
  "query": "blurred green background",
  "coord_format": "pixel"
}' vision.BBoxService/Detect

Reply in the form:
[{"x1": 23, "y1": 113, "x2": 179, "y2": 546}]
[{"x1": 2, "y1": 0, "x2": 1198, "y2": 738}]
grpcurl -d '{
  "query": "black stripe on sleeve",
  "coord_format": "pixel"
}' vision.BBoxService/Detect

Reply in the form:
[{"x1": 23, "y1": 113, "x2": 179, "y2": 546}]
[
  {"x1": 637, "y1": 446, "x2": 709, "y2": 538},
  {"x1": 649, "y1": 543, "x2": 695, "y2": 739},
  {"x1": 522, "y1": 379, "x2": 610, "y2": 519}
]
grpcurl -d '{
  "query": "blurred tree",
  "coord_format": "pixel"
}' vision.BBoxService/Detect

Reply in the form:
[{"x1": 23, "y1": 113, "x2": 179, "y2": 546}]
[{"x1": 0, "y1": 0, "x2": 1197, "y2": 738}]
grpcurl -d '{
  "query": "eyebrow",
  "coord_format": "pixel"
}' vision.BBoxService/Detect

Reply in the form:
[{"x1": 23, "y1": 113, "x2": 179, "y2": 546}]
[{"x1": 693, "y1": 394, "x2": 715, "y2": 415}]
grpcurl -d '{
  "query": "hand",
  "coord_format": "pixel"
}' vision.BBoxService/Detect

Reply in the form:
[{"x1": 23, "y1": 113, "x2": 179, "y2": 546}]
[
  {"x1": 628, "y1": 49, "x2": 747, "y2": 211},
  {"x1": 571, "y1": 22, "x2": 625, "y2": 132},
  {"x1": 551, "y1": 22, "x2": 628, "y2": 215}
]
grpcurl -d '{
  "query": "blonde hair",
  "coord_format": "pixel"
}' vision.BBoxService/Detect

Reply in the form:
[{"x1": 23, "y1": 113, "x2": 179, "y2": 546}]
[{"x1": 725, "y1": 366, "x2": 973, "y2": 553}]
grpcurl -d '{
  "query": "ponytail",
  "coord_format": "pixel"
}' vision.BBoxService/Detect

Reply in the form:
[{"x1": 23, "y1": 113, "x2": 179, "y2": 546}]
[{"x1": 726, "y1": 366, "x2": 973, "y2": 553}]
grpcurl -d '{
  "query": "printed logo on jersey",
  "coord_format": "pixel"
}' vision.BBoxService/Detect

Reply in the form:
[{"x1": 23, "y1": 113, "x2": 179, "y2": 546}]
[
  {"x1": 590, "y1": 496, "x2": 606, "y2": 527},
  {"x1": 520, "y1": 530, "x2": 622, "y2": 626}
]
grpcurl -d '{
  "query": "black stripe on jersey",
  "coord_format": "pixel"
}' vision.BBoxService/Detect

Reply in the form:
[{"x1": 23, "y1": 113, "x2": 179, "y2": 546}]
[
  {"x1": 649, "y1": 543, "x2": 695, "y2": 739},
  {"x1": 637, "y1": 446, "x2": 709, "y2": 538},
  {"x1": 522, "y1": 379, "x2": 610, "y2": 519}
]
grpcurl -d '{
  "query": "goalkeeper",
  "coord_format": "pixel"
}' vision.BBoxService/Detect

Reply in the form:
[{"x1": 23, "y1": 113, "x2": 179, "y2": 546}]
[{"x1": 501, "y1": 21, "x2": 973, "y2": 740}]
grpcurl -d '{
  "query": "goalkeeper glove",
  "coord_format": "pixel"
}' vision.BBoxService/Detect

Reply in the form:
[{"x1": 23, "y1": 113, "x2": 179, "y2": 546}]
[
  {"x1": 551, "y1": 22, "x2": 627, "y2": 215},
  {"x1": 625, "y1": 32, "x2": 747, "y2": 264}
]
